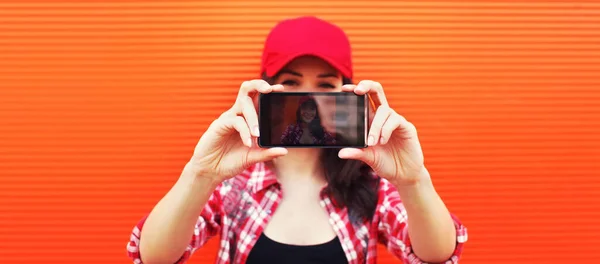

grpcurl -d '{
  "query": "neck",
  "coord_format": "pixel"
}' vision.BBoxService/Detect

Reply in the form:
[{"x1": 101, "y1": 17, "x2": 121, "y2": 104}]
[{"x1": 271, "y1": 148, "x2": 325, "y2": 185}]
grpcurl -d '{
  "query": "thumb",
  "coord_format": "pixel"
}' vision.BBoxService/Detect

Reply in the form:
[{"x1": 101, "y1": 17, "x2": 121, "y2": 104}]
[
  {"x1": 338, "y1": 148, "x2": 376, "y2": 166},
  {"x1": 246, "y1": 147, "x2": 288, "y2": 164}
]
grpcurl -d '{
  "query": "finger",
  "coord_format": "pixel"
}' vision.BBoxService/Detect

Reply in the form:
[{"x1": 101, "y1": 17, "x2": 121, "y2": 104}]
[
  {"x1": 338, "y1": 148, "x2": 376, "y2": 167},
  {"x1": 379, "y1": 113, "x2": 403, "y2": 145},
  {"x1": 341, "y1": 84, "x2": 356, "y2": 92},
  {"x1": 240, "y1": 95, "x2": 260, "y2": 137},
  {"x1": 236, "y1": 80, "x2": 283, "y2": 112},
  {"x1": 396, "y1": 114, "x2": 419, "y2": 141},
  {"x1": 368, "y1": 105, "x2": 392, "y2": 146},
  {"x1": 226, "y1": 116, "x2": 252, "y2": 148},
  {"x1": 355, "y1": 80, "x2": 389, "y2": 108},
  {"x1": 246, "y1": 147, "x2": 288, "y2": 164},
  {"x1": 238, "y1": 79, "x2": 267, "y2": 98},
  {"x1": 239, "y1": 80, "x2": 284, "y2": 98},
  {"x1": 271, "y1": 83, "x2": 285, "y2": 92},
  {"x1": 220, "y1": 108, "x2": 238, "y2": 119}
]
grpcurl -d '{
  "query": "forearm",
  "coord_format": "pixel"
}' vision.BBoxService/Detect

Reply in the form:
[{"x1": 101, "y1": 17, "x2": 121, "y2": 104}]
[
  {"x1": 139, "y1": 163, "x2": 220, "y2": 264},
  {"x1": 394, "y1": 168, "x2": 457, "y2": 263}
]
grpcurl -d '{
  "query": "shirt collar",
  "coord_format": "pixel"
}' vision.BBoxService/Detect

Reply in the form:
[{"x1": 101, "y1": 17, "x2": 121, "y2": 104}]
[
  {"x1": 246, "y1": 162, "x2": 377, "y2": 205},
  {"x1": 246, "y1": 162, "x2": 334, "y2": 200}
]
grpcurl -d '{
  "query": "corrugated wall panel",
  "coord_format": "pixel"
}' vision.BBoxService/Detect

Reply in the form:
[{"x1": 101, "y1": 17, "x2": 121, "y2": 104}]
[{"x1": 1, "y1": 1, "x2": 599, "y2": 263}]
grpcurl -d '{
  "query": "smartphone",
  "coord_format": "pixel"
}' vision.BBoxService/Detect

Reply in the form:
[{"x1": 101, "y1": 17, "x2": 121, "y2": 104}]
[{"x1": 258, "y1": 92, "x2": 368, "y2": 148}]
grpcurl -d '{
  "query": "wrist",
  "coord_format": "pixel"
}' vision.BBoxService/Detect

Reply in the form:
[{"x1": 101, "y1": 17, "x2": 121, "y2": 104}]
[
  {"x1": 392, "y1": 167, "x2": 433, "y2": 195},
  {"x1": 183, "y1": 162, "x2": 222, "y2": 188}
]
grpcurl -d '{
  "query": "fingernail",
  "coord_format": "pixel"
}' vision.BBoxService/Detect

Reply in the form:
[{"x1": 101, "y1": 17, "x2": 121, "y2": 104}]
[
  {"x1": 380, "y1": 136, "x2": 386, "y2": 144},
  {"x1": 253, "y1": 126, "x2": 260, "y2": 136},
  {"x1": 246, "y1": 138, "x2": 253, "y2": 147},
  {"x1": 368, "y1": 136, "x2": 375, "y2": 146}
]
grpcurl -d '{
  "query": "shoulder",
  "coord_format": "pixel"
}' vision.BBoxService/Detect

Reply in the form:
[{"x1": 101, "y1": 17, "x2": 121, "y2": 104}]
[
  {"x1": 211, "y1": 165, "x2": 262, "y2": 215},
  {"x1": 373, "y1": 176, "x2": 405, "y2": 215},
  {"x1": 377, "y1": 177, "x2": 399, "y2": 197},
  {"x1": 284, "y1": 123, "x2": 299, "y2": 130},
  {"x1": 215, "y1": 163, "x2": 273, "y2": 199},
  {"x1": 216, "y1": 165, "x2": 257, "y2": 195},
  {"x1": 358, "y1": 171, "x2": 396, "y2": 198},
  {"x1": 215, "y1": 163, "x2": 277, "y2": 217}
]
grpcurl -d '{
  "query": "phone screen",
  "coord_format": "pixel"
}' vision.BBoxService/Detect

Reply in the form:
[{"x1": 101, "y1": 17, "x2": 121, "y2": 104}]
[{"x1": 258, "y1": 92, "x2": 367, "y2": 148}]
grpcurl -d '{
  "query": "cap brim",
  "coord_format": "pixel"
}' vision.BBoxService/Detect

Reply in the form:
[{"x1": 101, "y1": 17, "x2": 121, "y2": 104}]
[{"x1": 264, "y1": 52, "x2": 351, "y2": 79}]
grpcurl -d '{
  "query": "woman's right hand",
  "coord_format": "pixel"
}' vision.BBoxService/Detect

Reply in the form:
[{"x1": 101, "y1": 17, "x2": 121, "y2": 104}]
[{"x1": 187, "y1": 80, "x2": 288, "y2": 182}]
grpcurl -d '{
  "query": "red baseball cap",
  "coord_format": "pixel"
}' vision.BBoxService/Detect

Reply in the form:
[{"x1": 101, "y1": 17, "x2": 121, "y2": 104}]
[
  {"x1": 260, "y1": 16, "x2": 353, "y2": 79},
  {"x1": 298, "y1": 95, "x2": 315, "y2": 105}
]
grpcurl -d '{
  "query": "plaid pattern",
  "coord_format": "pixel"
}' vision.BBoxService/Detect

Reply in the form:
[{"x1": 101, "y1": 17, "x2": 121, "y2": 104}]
[
  {"x1": 127, "y1": 163, "x2": 468, "y2": 264},
  {"x1": 280, "y1": 123, "x2": 337, "y2": 145}
]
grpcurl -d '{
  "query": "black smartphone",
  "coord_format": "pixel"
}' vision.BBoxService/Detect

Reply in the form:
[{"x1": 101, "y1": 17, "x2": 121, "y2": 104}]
[{"x1": 258, "y1": 92, "x2": 368, "y2": 148}]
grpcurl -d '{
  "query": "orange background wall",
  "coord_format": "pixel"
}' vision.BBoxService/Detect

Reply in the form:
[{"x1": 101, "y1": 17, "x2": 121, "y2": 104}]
[{"x1": 1, "y1": 1, "x2": 600, "y2": 263}]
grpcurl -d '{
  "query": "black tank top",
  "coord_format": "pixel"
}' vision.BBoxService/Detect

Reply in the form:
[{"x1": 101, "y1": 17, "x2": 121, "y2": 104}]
[{"x1": 246, "y1": 233, "x2": 348, "y2": 264}]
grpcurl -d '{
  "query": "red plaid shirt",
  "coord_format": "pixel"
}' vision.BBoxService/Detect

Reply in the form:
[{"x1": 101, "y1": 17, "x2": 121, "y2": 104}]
[{"x1": 127, "y1": 163, "x2": 468, "y2": 264}]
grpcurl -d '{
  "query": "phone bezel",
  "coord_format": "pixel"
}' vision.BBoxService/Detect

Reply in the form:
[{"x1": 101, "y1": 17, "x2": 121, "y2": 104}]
[{"x1": 258, "y1": 92, "x2": 368, "y2": 148}]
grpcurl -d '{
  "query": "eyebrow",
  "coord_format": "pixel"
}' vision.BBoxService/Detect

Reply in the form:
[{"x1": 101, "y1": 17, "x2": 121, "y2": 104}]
[
  {"x1": 317, "y1": 73, "x2": 339, "y2": 78},
  {"x1": 278, "y1": 69, "x2": 302, "y2": 77},
  {"x1": 278, "y1": 69, "x2": 340, "y2": 79}
]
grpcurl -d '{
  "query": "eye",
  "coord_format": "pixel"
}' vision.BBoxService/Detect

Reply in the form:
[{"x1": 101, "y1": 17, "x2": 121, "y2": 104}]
[
  {"x1": 281, "y1": 80, "x2": 299, "y2": 86},
  {"x1": 319, "y1": 82, "x2": 336, "y2": 89}
]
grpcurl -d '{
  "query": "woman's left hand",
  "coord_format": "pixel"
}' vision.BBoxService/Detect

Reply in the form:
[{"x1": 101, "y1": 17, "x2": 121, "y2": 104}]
[{"x1": 339, "y1": 80, "x2": 427, "y2": 186}]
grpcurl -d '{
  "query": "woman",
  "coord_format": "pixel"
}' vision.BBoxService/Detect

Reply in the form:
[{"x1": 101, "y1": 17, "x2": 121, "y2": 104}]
[
  {"x1": 127, "y1": 16, "x2": 467, "y2": 264},
  {"x1": 280, "y1": 96, "x2": 336, "y2": 145}
]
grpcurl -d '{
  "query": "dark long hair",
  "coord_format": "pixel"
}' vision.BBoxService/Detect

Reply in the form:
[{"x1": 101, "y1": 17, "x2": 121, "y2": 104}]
[
  {"x1": 263, "y1": 73, "x2": 380, "y2": 223},
  {"x1": 296, "y1": 98, "x2": 326, "y2": 140}
]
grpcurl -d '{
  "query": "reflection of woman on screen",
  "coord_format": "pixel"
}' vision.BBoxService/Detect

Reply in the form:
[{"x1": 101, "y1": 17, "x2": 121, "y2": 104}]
[{"x1": 280, "y1": 96, "x2": 336, "y2": 145}]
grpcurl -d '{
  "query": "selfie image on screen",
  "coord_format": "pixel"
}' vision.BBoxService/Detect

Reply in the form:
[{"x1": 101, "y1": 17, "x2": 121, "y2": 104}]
[{"x1": 260, "y1": 93, "x2": 365, "y2": 147}]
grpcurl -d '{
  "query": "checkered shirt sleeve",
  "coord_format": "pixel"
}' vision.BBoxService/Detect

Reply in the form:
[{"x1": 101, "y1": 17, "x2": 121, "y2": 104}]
[
  {"x1": 126, "y1": 184, "x2": 225, "y2": 264},
  {"x1": 376, "y1": 179, "x2": 468, "y2": 264}
]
